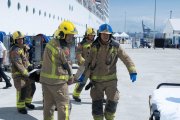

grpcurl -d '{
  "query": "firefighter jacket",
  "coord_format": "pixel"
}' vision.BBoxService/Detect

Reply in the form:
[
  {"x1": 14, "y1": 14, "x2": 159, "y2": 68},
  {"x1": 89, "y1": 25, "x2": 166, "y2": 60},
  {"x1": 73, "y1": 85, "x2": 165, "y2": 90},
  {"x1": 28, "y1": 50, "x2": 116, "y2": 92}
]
[
  {"x1": 40, "y1": 38, "x2": 73, "y2": 85},
  {"x1": 76, "y1": 38, "x2": 93, "y2": 65},
  {"x1": 85, "y1": 37, "x2": 136, "y2": 82},
  {"x1": 9, "y1": 44, "x2": 30, "y2": 78}
]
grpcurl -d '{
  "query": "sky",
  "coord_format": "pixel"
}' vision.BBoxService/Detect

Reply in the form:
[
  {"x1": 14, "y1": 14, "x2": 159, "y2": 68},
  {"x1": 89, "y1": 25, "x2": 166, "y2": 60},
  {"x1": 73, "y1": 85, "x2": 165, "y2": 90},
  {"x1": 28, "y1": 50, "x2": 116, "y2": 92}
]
[{"x1": 109, "y1": 0, "x2": 180, "y2": 33}]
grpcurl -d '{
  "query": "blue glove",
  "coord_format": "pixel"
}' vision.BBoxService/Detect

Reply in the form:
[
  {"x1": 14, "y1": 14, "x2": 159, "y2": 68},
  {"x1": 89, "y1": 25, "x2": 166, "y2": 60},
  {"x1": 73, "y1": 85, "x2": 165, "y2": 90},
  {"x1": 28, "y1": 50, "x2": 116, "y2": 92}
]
[
  {"x1": 130, "y1": 73, "x2": 137, "y2": 82},
  {"x1": 77, "y1": 74, "x2": 85, "y2": 83}
]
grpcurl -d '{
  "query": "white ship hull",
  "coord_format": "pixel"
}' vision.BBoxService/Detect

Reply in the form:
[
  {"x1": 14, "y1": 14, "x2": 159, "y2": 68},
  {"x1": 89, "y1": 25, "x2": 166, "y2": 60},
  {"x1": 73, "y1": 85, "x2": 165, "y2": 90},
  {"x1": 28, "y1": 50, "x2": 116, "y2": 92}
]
[{"x1": 0, "y1": 0, "x2": 107, "y2": 36}]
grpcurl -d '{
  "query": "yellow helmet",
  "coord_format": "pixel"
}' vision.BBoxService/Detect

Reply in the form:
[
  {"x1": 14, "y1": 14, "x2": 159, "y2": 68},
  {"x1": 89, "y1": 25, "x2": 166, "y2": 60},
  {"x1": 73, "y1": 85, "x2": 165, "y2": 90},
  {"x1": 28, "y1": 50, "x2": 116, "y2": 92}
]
[
  {"x1": 57, "y1": 21, "x2": 78, "y2": 39},
  {"x1": 12, "y1": 31, "x2": 25, "y2": 41},
  {"x1": 85, "y1": 27, "x2": 96, "y2": 36}
]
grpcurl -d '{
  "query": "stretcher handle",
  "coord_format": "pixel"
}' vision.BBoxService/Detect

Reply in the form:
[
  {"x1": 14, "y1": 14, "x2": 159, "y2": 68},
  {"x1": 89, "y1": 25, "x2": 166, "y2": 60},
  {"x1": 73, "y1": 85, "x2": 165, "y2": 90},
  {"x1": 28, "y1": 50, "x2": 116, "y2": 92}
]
[{"x1": 157, "y1": 83, "x2": 180, "y2": 89}]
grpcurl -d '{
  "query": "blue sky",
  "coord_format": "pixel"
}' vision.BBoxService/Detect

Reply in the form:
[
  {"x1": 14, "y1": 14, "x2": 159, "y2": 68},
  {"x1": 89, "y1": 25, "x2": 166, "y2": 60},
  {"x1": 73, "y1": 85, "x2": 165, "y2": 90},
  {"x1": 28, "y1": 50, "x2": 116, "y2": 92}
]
[{"x1": 109, "y1": 0, "x2": 180, "y2": 33}]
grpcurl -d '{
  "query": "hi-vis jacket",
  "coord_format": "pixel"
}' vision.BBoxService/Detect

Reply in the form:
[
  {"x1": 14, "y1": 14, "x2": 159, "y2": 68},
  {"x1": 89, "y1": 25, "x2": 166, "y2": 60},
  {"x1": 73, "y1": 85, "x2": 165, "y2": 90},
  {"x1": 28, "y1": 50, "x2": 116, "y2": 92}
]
[
  {"x1": 40, "y1": 38, "x2": 73, "y2": 85},
  {"x1": 10, "y1": 44, "x2": 30, "y2": 77},
  {"x1": 76, "y1": 38, "x2": 93, "y2": 65},
  {"x1": 85, "y1": 38, "x2": 136, "y2": 82}
]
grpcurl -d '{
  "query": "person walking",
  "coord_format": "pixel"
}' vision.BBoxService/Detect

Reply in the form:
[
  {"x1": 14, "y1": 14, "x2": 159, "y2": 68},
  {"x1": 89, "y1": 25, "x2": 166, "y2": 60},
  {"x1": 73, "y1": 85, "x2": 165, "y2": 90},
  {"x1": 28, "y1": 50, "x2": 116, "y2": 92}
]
[
  {"x1": 40, "y1": 21, "x2": 78, "y2": 120},
  {"x1": 0, "y1": 40, "x2": 12, "y2": 89},
  {"x1": 72, "y1": 27, "x2": 96, "y2": 102},
  {"x1": 83, "y1": 24, "x2": 137, "y2": 120},
  {"x1": 9, "y1": 31, "x2": 36, "y2": 114}
]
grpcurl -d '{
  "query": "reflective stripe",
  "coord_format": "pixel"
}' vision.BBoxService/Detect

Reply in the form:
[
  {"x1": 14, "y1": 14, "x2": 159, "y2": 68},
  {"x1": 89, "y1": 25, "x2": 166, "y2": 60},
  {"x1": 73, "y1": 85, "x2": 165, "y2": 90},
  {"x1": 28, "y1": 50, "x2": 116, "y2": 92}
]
[
  {"x1": 46, "y1": 43, "x2": 58, "y2": 75},
  {"x1": 92, "y1": 47, "x2": 97, "y2": 52},
  {"x1": 79, "y1": 56, "x2": 85, "y2": 65},
  {"x1": 83, "y1": 43, "x2": 91, "y2": 49},
  {"x1": 41, "y1": 72, "x2": 69, "y2": 81},
  {"x1": 23, "y1": 69, "x2": 28, "y2": 75},
  {"x1": 17, "y1": 102, "x2": 25, "y2": 108},
  {"x1": 93, "y1": 115, "x2": 104, "y2": 120},
  {"x1": 25, "y1": 98, "x2": 32, "y2": 104},
  {"x1": 91, "y1": 73, "x2": 116, "y2": 81},
  {"x1": 18, "y1": 49, "x2": 23, "y2": 54},
  {"x1": 43, "y1": 42, "x2": 69, "y2": 81},
  {"x1": 104, "y1": 112, "x2": 115, "y2": 120},
  {"x1": 65, "y1": 104, "x2": 69, "y2": 120},
  {"x1": 73, "y1": 84, "x2": 81, "y2": 97},
  {"x1": 14, "y1": 69, "x2": 28, "y2": 76},
  {"x1": 14, "y1": 72, "x2": 21, "y2": 75},
  {"x1": 46, "y1": 43, "x2": 58, "y2": 54},
  {"x1": 28, "y1": 63, "x2": 31, "y2": 67},
  {"x1": 110, "y1": 47, "x2": 115, "y2": 54},
  {"x1": 73, "y1": 91, "x2": 80, "y2": 97},
  {"x1": 128, "y1": 66, "x2": 136, "y2": 72},
  {"x1": 16, "y1": 91, "x2": 25, "y2": 108}
]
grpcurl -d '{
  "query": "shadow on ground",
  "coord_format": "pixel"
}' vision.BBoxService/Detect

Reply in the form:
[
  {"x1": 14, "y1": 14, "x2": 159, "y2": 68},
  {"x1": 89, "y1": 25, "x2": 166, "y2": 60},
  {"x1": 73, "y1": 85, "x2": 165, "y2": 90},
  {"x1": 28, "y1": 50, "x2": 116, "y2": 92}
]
[{"x1": 0, "y1": 107, "x2": 38, "y2": 120}]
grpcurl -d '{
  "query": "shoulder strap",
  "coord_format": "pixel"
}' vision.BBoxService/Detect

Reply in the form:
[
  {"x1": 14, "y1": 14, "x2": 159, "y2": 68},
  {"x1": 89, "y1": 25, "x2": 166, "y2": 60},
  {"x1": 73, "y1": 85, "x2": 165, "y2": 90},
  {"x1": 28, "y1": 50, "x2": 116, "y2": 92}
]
[
  {"x1": 110, "y1": 40, "x2": 119, "y2": 48},
  {"x1": 92, "y1": 37, "x2": 100, "y2": 50},
  {"x1": 10, "y1": 45, "x2": 18, "y2": 51},
  {"x1": 80, "y1": 38, "x2": 87, "y2": 45}
]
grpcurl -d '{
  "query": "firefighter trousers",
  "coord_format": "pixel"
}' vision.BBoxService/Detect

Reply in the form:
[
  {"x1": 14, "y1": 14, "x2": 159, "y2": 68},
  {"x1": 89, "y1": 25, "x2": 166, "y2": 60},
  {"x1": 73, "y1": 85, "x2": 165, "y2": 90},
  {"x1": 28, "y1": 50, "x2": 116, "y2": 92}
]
[
  {"x1": 42, "y1": 83, "x2": 70, "y2": 120},
  {"x1": 90, "y1": 80, "x2": 119, "y2": 120},
  {"x1": 72, "y1": 77, "x2": 88, "y2": 97},
  {"x1": 73, "y1": 65, "x2": 90, "y2": 98},
  {"x1": 16, "y1": 82, "x2": 36, "y2": 109}
]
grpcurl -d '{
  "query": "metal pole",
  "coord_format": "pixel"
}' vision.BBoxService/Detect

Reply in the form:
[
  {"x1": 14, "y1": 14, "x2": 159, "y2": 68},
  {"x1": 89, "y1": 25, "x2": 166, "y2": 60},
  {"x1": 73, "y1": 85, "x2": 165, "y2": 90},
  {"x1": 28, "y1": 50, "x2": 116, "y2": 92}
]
[
  {"x1": 170, "y1": 10, "x2": 172, "y2": 19},
  {"x1": 124, "y1": 11, "x2": 126, "y2": 32},
  {"x1": 153, "y1": 0, "x2": 156, "y2": 48},
  {"x1": 154, "y1": 0, "x2": 156, "y2": 31}
]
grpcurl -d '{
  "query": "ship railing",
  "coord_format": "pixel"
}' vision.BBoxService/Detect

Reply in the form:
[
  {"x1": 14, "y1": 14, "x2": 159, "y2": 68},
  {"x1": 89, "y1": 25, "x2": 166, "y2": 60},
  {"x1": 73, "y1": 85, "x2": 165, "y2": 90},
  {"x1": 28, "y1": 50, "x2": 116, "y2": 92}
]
[{"x1": 75, "y1": 0, "x2": 106, "y2": 21}]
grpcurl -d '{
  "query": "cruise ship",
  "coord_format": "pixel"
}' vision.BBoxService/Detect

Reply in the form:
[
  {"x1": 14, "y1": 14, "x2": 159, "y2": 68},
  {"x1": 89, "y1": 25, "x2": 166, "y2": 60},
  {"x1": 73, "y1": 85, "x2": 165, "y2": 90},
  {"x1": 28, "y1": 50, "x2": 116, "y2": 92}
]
[
  {"x1": 0, "y1": 0, "x2": 110, "y2": 69},
  {"x1": 0, "y1": 0, "x2": 109, "y2": 36}
]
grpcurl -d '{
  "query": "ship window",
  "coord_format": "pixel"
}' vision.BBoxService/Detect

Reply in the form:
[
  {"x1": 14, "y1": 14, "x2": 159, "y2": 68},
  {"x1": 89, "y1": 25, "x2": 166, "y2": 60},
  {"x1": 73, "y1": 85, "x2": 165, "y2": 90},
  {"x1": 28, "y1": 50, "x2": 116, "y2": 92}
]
[
  {"x1": 33, "y1": 8, "x2": 36, "y2": 14},
  {"x1": 26, "y1": 5, "x2": 28, "y2": 12},
  {"x1": 17, "y1": 2, "x2": 21, "y2": 10},
  {"x1": 69, "y1": 5, "x2": 71, "y2": 11},
  {"x1": 7, "y1": 0, "x2": 11, "y2": 8},
  {"x1": 33, "y1": 8, "x2": 35, "y2": 14},
  {"x1": 58, "y1": 16, "x2": 60, "y2": 20},
  {"x1": 49, "y1": 14, "x2": 51, "y2": 18},
  {"x1": 44, "y1": 12, "x2": 46, "y2": 17},
  {"x1": 61, "y1": 17, "x2": 62, "y2": 21},
  {"x1": 69, "y1": 5, "x2": 73, "y2": 11},
  {"x1": 39, "y1": 10, "x2": 41, "y2": 16},
  {"x1": 53, "y1": 15, "x2": 55, "y2": 19}
]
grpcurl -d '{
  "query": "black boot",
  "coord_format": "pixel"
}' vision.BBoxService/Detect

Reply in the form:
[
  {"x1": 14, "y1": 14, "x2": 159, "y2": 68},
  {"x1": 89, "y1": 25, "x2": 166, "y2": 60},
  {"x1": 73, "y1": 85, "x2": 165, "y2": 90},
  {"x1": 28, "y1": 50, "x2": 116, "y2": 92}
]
[
  {"x1": 25, "y1": 103, "x2": 35, "y2": 109},
  {"x1": 3, "y1": 82, "x2": 12, "y2": 89},
  {"x1": 73, "y1": 96, "x2": 81, "y2": 102},
  {"x1": 18, "y1": 108, "x2": 27, "y2": 114}
]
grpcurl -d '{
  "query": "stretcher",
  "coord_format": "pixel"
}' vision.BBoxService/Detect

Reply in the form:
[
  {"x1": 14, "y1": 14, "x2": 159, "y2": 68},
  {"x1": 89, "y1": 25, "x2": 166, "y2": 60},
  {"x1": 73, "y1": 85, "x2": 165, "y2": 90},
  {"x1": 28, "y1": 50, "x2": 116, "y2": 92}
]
[{"x1": 149, "y1": 83, "x2": 180, "y2": 120}]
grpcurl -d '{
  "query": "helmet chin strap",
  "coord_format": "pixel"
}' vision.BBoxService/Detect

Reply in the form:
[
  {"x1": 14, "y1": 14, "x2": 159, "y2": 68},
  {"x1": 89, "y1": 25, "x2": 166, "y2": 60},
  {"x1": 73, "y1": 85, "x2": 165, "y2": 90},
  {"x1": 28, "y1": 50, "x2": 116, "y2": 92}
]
[
  {"x1": 15, "y1": 38, "x2": 25, "y2": 46},
  {"x1": 100, "y1": 38, "x2": 111, "y2": 45},
  {"x1": 99, "y1": 35, "x2": 111, "y2": 45},
  {"x1": 86, "y1": 38, "x2": 94, "y2": 43}
]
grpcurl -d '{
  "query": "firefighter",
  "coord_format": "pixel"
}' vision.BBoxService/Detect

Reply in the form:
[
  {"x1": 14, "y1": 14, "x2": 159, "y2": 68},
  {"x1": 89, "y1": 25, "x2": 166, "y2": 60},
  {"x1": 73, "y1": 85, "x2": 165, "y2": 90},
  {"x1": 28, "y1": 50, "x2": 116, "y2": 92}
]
[
  {"x1": 40, "y1": 21, "x2": 78, "y2": 120},
  {"x1": 83, "y1": 24, "x2": 137, "y2": 120},
  {"x1": 72, "y1": 27, "x2": 96, "y2": 102},
  {"x1": 9, "y1": 31, "x2": 36, "y2": 114}
]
